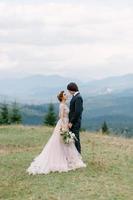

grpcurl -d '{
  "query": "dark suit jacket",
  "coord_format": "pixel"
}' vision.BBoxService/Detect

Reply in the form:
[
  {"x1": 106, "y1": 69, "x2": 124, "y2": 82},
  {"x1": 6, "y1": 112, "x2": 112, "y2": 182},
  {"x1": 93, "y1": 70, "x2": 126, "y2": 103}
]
[{"x1": 69, "y1": 93, "x2": 83, "y2": 126}]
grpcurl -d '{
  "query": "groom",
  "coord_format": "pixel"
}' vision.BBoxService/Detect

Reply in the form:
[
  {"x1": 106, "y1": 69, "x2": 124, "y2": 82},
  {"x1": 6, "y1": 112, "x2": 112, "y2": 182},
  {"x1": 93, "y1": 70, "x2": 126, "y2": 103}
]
[{"x1": 67, "y1": 82, "x2": 83, "y2": 154}]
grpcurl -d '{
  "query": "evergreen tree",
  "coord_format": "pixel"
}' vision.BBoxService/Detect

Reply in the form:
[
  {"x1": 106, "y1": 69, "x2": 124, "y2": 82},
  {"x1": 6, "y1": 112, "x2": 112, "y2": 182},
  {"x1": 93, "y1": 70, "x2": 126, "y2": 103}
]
[
  {"x1": 102, "y1": 121, "x2": 109, "y2": 134},
  {"x1": 10, "y1": 102, "x2": 22, "y2": 124},
  {"x1": 0, "y1": 111, "x2": 2, "y2": 125},
  {"x1": 44, "y1": 103, "x2": 56, "y2": 126},
  {"x1": 0, "y1": 102, "x2": 9, "y2": 125}
]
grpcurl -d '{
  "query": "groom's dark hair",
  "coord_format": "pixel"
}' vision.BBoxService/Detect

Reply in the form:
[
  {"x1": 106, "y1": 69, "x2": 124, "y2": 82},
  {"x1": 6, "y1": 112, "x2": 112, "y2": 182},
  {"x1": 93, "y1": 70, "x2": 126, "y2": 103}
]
[{"x1": 67, "y1": 82, "x2": 79, "y2": 92}]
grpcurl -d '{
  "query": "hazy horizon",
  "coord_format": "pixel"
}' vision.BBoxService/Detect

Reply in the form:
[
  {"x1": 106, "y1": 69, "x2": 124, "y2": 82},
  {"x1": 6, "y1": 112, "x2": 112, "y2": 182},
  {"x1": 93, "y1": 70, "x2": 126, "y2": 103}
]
[{"x1": 0, "y1": 0, "x2": 133, "y2": 81}]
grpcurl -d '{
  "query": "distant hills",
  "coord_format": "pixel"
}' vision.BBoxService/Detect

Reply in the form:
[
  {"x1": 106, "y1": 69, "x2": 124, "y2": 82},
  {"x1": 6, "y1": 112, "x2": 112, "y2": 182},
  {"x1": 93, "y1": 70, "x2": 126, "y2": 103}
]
[
  {"x1": 0, "y1": 73, "x2": 133, "y2": 103},
  {"x1": 0, "y1": 74, "x2": 81, "y2": 103},
  {"x1": 0, "y1": 73, "x2": 133, "y2": 136},
  {"x1": 81, "y1": 73, "x2": 133, "y2": 97}
]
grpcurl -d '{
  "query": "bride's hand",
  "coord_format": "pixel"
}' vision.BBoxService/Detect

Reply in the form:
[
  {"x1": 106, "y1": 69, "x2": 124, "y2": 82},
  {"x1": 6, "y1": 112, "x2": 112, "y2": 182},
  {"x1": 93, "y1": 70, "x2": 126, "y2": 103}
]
[{"x1": 68, "y1": 123, "x2": 72, "y2": 129}]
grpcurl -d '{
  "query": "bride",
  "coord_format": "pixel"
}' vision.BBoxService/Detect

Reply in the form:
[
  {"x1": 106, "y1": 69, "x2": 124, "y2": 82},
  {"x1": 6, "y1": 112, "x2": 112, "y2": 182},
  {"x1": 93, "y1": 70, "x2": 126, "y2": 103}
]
[{"x1": 26, "y1": 91, "x2": 86, "y2": 175}]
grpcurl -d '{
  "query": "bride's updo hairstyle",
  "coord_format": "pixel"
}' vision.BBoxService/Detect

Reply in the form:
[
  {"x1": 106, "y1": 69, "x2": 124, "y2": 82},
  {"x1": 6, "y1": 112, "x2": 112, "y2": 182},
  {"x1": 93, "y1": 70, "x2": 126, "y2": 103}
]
[{"x1": 57, "y1": 91, "x2": 64, "y2": 102}]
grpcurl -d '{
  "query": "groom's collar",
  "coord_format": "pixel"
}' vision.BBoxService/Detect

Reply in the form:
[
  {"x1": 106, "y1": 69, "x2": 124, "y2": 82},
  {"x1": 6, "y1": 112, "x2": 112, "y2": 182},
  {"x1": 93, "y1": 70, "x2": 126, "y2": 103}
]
[{"x1": 73, "y1": 91, "x2": 79, "y2": 96}]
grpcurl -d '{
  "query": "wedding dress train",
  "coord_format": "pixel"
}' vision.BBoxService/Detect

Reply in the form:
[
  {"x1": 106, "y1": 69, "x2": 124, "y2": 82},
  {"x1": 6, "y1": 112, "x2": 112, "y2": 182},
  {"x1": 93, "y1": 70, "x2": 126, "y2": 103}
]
[{"x1": 26, "y1": 103, "x2": 86, "y2": 175}]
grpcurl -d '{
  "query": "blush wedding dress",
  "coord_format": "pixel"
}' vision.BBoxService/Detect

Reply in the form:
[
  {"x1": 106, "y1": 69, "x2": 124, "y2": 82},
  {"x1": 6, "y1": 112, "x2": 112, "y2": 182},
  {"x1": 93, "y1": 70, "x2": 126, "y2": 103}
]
[{"x1": 26, "y1": 103, "x2": 86, "y2": 175}]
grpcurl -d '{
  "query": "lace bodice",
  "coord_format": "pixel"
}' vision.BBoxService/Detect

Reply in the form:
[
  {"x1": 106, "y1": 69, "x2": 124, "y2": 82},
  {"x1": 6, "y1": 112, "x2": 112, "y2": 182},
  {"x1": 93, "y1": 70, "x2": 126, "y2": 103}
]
[{"x1": 59, "y1": 103, "x2": 69, "y2": 119}]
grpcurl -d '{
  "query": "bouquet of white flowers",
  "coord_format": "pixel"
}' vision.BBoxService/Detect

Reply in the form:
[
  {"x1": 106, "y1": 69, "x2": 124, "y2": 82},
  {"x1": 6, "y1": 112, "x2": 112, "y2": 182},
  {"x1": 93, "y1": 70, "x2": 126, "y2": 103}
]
[{"x1": 60, "y1": 130, "x2": 77, "y2": 144}]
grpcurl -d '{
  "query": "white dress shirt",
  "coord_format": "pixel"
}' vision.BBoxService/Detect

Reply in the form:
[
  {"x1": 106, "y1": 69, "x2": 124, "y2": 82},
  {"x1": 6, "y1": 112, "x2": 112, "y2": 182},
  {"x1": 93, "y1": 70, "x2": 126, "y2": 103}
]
[{"x1": 73, "y1": 91, "x2": 79, "y2": 96}]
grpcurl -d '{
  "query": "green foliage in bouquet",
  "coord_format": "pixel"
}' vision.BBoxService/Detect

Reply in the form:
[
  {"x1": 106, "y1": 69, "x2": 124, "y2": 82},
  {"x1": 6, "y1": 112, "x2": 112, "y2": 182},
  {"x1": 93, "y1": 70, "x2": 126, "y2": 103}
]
[{"x1": 60, "y1": 130, "x2": 77, "y2": 144}]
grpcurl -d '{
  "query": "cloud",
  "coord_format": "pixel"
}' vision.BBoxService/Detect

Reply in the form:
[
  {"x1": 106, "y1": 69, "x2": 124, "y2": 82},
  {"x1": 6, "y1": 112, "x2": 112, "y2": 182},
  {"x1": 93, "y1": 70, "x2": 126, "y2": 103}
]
[{"x1": 0, "y1": 0, "x2": 133, "y2": 80}]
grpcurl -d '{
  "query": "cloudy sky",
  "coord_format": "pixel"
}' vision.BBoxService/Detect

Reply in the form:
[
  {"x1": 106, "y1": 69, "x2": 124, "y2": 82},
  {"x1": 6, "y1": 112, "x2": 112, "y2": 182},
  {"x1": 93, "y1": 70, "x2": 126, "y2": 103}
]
[{"x1": 0, "y1": 0, "x2": 133, "y2": 80}]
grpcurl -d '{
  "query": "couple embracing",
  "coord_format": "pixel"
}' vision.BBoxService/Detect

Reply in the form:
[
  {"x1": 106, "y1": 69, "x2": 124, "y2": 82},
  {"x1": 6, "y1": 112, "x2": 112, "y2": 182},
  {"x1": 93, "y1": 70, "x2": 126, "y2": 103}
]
[{"x1": 27, "y1": 82, "x2": 86, "y2": 175}]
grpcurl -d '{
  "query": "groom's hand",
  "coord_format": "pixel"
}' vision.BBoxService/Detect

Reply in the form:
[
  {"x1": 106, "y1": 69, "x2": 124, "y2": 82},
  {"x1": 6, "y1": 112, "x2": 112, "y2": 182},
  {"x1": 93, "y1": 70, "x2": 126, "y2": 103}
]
[{"x1": 68, "y1": 123, "x2": 72, "y2": 129}]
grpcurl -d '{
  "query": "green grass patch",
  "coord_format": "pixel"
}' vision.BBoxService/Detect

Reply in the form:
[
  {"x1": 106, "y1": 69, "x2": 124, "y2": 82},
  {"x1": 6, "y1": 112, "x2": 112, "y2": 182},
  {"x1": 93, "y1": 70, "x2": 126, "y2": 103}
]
[{"x1": 0, "y1": 126, "x2": 133, "y2": 200}]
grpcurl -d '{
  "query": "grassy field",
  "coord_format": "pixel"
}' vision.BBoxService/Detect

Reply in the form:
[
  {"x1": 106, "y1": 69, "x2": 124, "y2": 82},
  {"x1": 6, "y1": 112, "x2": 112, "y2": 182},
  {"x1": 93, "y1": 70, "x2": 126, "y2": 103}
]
[{"x1": 0, "y1": 125, "x2": 133, "y2": 200}]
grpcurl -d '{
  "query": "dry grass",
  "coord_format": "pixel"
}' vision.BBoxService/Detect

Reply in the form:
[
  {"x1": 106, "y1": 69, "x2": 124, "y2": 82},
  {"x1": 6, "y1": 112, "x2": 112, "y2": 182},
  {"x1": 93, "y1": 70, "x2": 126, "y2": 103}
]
[{"x1": 0, "y1": 126, "x2": 133, "y2": 200}]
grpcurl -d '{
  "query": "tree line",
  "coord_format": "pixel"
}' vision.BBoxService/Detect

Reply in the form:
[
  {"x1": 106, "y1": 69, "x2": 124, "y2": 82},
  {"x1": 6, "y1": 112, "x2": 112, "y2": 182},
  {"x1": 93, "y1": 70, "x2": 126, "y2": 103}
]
[
  {"x1": 0, "y1": 102, "x2": 22, "y2": 125},
  {"x1": 0, "y1": 102, "x2": 110, "y2": 135},
  {"x1": 0, "y1": 102, "x2": 57, "y2": 126}
]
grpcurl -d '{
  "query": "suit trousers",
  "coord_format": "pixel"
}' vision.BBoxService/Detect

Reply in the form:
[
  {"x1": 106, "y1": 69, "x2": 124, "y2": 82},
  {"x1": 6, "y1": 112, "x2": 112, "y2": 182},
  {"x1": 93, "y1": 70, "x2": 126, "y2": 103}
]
[{"x1": 70, "y1": 124, "x2": 81, "y2": 154}]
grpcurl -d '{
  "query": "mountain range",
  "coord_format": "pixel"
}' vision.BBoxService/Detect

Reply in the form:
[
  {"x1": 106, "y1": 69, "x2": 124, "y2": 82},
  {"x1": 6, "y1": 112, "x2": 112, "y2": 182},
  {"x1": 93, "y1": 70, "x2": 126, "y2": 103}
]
[
  {"x1": 0, "y1": 73, "x2": 133, "y2": 136},
  {"x1": 0, "y1": 75, "x2": 81, "y2": 103},
  {"x1": 0, "y1": 73, "x2": 133, "y2": 103}
]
